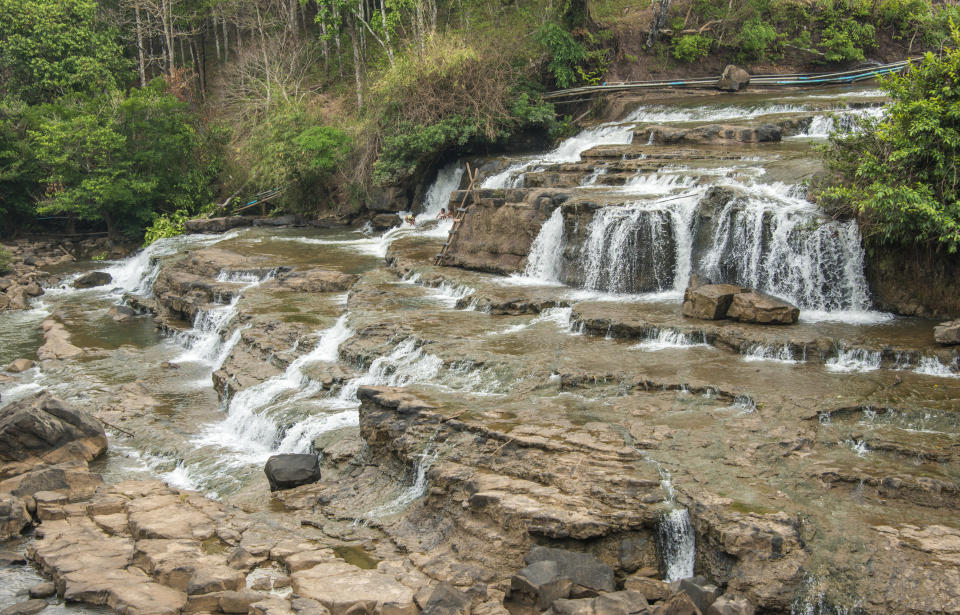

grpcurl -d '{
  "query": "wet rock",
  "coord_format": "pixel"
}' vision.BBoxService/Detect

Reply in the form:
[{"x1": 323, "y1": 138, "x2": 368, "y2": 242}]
[
  {"x1": 548, "y1": 591, "x2": 650, "y2": 615},
  {"x1": 508, "y1": 560, "x2": 572, "y2": 611},
  {"x1": 22, "y1": 283, "x2": 43, "y2": 298},
  {"x1": 184, "y1": 216, "x2": 256, "y2": 233},
  {"x1": 0, "y1": 495, "x2": 30, "y2": 541},
  {"x1": 524, "y1": 547, "x2": 615, "y2": 594},
  {"x1": 251, "y1": 597, "x2": 297, "y2": 615},
  {"x1": 371, "y1": 214, "x2": 402, "y2": 231},
  {"x1": 678, "y1": 578, "x2": 718, "y2": 614},
  {"x1": 254, "y1": 215, "x2": 299, "y2": 227},
  {"x1": 0, "y1": 393, "x2": 106, "y2": 467},
  {"x1": 290, "y1": 561, "x2": 418, "y2": 615},
  {"x1": 705, "y1": 596, "x2": 753, "y2": 615},
  {"x1": 264, "y1": 454, "x2": 321, "y2": 492},
  {"x1": 623, "y1": 576, "x2": 671, "y2": 602},
  {"x1": 28, "y1": 583, "x2": 56, "y2": 599},
  {"x1": 934, "y1": 319, "x2": 960, "y2": 345},
  {"x1": 37, "y1": 320, "x2": 83, "y2": 361},
  {"x1": 681, "y1": 284, "x2": 746, "y2": 320},
  {"x1": 109, "y1": 305, "x2": 136, "y2": 322},
  {"x1": 0, "y1": 599, "x2": 48, "y2": 615},
  {"x1": 421, "y1": 582, "x2": 472, "y2": 615},
  {"x1": 0, "y1": 549, "x2": 27, "y2": 565},
  {"x1": 221, "y1": 590, "x2": 270, "y2": 613},
  {"x1": 6, "y1": 358, "x2": 35, "y2": 373},
  {"x1": 717, "y1": 65, "x2": 750, "y2": 92},
  {"x1": 637, "y1": 124, "x2": 779, "y2": 146},
  {"x1": 276, "y1": 268, "x2": 358, "y2": 293},
  {"x1": 651, "y1": 593, "x2": 699, "y2": 615},
  {"x1": 72, "y1": 271, "x2": 112, "y2": 289},
  {"x1": 726, "y1": 292, "x2": 799, "y2": 325}
]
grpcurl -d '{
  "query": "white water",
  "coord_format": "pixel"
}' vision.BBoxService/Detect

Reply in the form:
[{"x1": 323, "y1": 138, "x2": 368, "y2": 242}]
[
  {"x1": 523, "y1": 207, "x2": 565, "y2": 283},
  {"x1": 743, "y1": 344, "x2": 802, "y2": 364},
  {"x1": 913, "y1": 356, "x2": 959, "y2": 378},
  {"x1": 633, "y1": 329, "x2": 707, "y2": 351},
  {"x1": 364, "y1": 445, "x2": 440, "y2": 519},
  {"x1": 421, "y1": 163, "x2": 464, "y2": 218},
  {"x1": 826, "y1": 348, "x2": 882, "y2": 373},
  {"x1": 659, "y1": 508, "x2": 696, "y2": 582}
]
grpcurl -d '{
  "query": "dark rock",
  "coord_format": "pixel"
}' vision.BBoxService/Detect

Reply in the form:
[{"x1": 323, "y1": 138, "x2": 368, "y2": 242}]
[
  {"x1": 28, "y1": 583, "x2": 56, "y2": 599},
  {"x1": 549, "y1": 591, "x2": 650, "y2": 615},
  {"x1": 371, "y1": 213, "x2": 401, "y2": 231},
  {"x1": 934, "y1": 319, "x2": 960, "y2": 345},
  {"x1": 525, "y1": 546, "x2": 616, "y2": 593},
  {"x1": 264, "y1": 454, "x2": 321, "y2": 491},
  {"x1": 679, "y1": 578, "x2": 718, "y2": 614},
  {"x1": 0, "y1": 392, "x2": 107, "y2": 464},
  {"x1": 22, "y1": 256, "x2": 37, "y2": 267},
  {"x1": 509, "y1": 560, "x2": 573, "y2": 611},
  {"x1": 108, "y1": 305, "x2": 136, "y2": 322},
  {"x1": 726, "y1": 291, "x2": 799, "y2": 324},
  {"x1": 1, "y1": 599, "x2": 48, "y2": 615},
  {"x1": 183, "y1": 216, "x2": 256, "y2": 233},
  {"x1": 717, "y1": 65, "x2": 750, "y2": 92},
  {"x1": 652, "y1": 592, "x2": 700, "y2": 615},
  {"x1": 72, "y1": 271, "x2": 112, "y2": 289},
  {"x1": 706, "y1": 595, "x2": 754, "y2": 615},
  {"x1": 367, "y1": 185, "x2": 409, "y2": 213},
  {"x1": 254, "y1": 215, "x2": 298, "y2": 227},
  {"x1": 422, "y1": 582, "x2": 472, "y2": 615},
  {"x1": 681, "y1": 284, "x2": 746, "y2": 320}
]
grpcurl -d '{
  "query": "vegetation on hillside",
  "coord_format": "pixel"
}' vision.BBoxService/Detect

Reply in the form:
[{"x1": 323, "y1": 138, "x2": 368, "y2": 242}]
[
  {"x1": 820, "y1": 23, "x2": 960, "y2": 253},
  {"x1": 1, "y1": 0, "x2": 958, "y2": 243}
]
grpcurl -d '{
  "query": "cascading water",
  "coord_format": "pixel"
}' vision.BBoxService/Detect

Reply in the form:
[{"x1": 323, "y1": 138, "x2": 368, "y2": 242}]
[
  {"x1": 523, "y1": 207, "x2": 565, "y2": 283},
  {"x1": 826, "y1": 347, "x2": 882, "y2": 373},
  {"x1": 743, "y1": 344, "x2": 802, "y2": 364},
  {"x1": 633, "y1": 329, "x2": 708, "y2": 351},
  {"x1": 658, "y1": 508, "x2": 696, "y2": 582},
  {"x1": 364, "y1": 445, "x2": 441, "y2": 520},
  {"x1": 421, "y1": 163, "x2": 464, "y2": 218}
]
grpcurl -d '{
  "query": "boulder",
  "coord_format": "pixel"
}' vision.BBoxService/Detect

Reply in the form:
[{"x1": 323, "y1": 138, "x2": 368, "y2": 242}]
[
  {"x1": 934, "y1": 319, "x2": 960, "y2": 345},
  {"x1": 221, "y1": 591, "x2": 271, "y2": 614},
  {"x1": 678, "y1": 578, "x2": 718, "y2": 614},
  {"x1": 726, "y1": 291, "x2": 799, "y2": 325},
  {"x1": 0, "y1": 600, "x2": 48, "y2": 615},
  {"x1": 706, "y1": 595, "x2": 754, "y2": 615},
  {"x1": 0, "y1": 495, "x2": 31, "y2": 541},
  {"x1": 623, "y1": 576, "x2": 671, "y2": 602},
  {"x1": 681, "y1": 284, "x2": 746, "y2": 320},
  {"x1": 37, "y1": 321, "x2": 83, "y2": 361},
  {"x1": 549, "y1": 592, "x2": 650, "y2": 615},
  {"x1": 72, "y1": 271, "x2": 112, "y2": 289},
  {"x1": 184, "y1": 216, "x2": 256, "y2": 233},
  {"x1": 508, "y1": 560, "x2": 572, "y2": 611},
  {"x1": 371, "y1": 214, "x2": 402, "y2": 232},
  {"x1": 0, "y1": 393, "x2": 106, "y2": 466},
  {"x1": 254, "y1": 215, "x2": 299, "y2": 227},
  {"x1": 22, "y1": 283, "x2": 43, "y2": 298},
  {"x1": 290, "y1": 561, "x2": 418, "y2": 615},
  {"x1": 652, "y1": 593, "x2": 700, "y2": 615},
  {"x1": 421, "y1": 582, "x2": 472, "y2": 615},
  {"x1": 0, "y1": 549, "x2": 27, "y2": 566},
  {"x1": 264, "y1": 454, "x2": 321, "y2": 492},
  {"x1": 717, "y1": 65, "x2": 750, "y2": 92},
  {"x1": 28, "y1": 583, "x2": 56, "y2": 599},
  {"x1": 525, "y1": 546, "x2": 616, "y2": 593},
  {"x1": 6, "y1": 358, "x2": 35, "y2": 373},
  {"x1": 109, "y1": 305, "x2": 136, "y2": 322}
]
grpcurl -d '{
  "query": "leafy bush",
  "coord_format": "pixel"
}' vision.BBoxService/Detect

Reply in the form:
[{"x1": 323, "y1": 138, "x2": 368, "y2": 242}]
[
  {"x1": 738, "y1": 18, "x2": 779, "y2": 60},
  {"x1": 819, "y1": 19, "x2": 875, "y2": 62},
  {"x1": 535, "y1": 23, "x2": 589, "y2": 88},
  {"x1": 672, "y1": 34, "x2": 713, "y2": 63},
  {"x1": 144, "y1": 210, "x2": 190, "y2": 246},
  {"x1": 819, "y1": 24, "x2": 960, "y2": 251},
  {"x1": 0, "y1": 246, "x2": 11, "y2": 274}
]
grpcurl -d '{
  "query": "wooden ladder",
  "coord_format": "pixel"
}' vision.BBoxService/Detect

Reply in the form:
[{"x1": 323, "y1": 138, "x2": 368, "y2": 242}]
[{"x1": 435, "y1": 163, "x2": 479, "y2": 266}]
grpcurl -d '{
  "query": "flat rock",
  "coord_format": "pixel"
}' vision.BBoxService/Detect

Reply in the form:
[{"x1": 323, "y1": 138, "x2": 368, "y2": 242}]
[
  {"x1": 6, "y1": 359, "x2": 35, "y2": 373},
  {"x1": 220, "y1": 590, "x2": 270, "y2": 614},
  {"x1": 726, "y1": 291, "x2": 799, "y2": 325},
  {"x1": 421, "y1": 582, "x2": 472, "y2": 615},
  {"x1": 934, "y1": 319, "x2": 960, "y2": 345},
  {"x1": 549, "y1": 591, "x2": 650, "y2": 615},
  {"x1": 28, "y1": 582, "x2": 56, "y2": 599},
  {"x1": 184, "y1": 216, "x2": 256, "y2": 233},
  {"x1": 291, "y1": 561, "x2": 418, "y2": 615},
  {"x1": 276, "y1": 269, "x2": 358, "y2": 293},
  {"x1": 525, "y1": 546, "x2": 615, "y2": 593},
  {"x1": 0, "y1": 599, "x2": 48, "y2": 615},
  {"x1": 37, "y1": 321, "x2": 83, "y2": 361},
  {"x1": 681, "y1": 284, "x2": 746, "y2": 320}
]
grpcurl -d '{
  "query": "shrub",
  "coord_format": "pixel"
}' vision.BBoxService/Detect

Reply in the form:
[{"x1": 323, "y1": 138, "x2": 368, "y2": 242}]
[
  {"x1": 144, "y1": 210, "x2": 190, "y2": 246},
  {"x1": 819, "y1": 23, "x2": 960, "y2": 252},
  {"x1": 738, "y1": 18, "x2": 779, "y2": 60},
  {"x1": 535, "y1": 22, "x2": 589, "y2": 88},
  {"x1": 672, "y1": 34, "x2": 713, "y2": 62},
  {"x1": 0, "y1": 246, "x2": 11, "y2": 274}
]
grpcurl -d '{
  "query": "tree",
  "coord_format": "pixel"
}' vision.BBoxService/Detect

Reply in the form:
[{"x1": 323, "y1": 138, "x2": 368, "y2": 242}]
[
  {"x1": 0, "y1": 97, "x2": 42, "y2": 233},
  {"x1": 0, "y1": 0, "x2": 131, "y2": 103},
  {"x1": 820, "y1": 22, "x2": 960, "y2": 252}
]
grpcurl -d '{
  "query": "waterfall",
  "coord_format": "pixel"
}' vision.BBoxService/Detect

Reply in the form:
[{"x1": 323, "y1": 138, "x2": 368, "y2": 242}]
[
  {"x1": 364, "y1": 445, "x2": 440, "y2": 520},
  {"x1": 914, "y1": 356, "x2": 959, "y2": 378},
  {"x1": 579, "y1": 195, "x2": 699, "y2": 295},
  {"x1": 826, "y1": 347, "x2": 881, "y2": 373},
  {"x1": 700, "y1": 183, "x2": 875, "y2": 318},
  {"x1": 524, "y1": 208, "x2": 565, "y2": 283},
  {"x1": 633, "y1": 329, "x2": 707, "y2": 351},
  {"x1": 658, "y1": 508, "x2": 696, "y2": 582},
  {"x1": 743, "y1": 344, "x2": 802, "y2": 364},
  {"x1": 334, "y1": 338, "x2": 444, "y2": 404},
  {"x1": 421, "y1": 163, "x2": 464, "y2": 218}
]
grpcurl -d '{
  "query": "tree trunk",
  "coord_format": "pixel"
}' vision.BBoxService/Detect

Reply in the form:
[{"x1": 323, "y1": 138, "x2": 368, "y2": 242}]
[
  {"x1": 212, "y1": 14, "x2": 221, "y2": 62},
  {"x1": 646, "y1": 0, "x2": 672, "y2": 48},
  {"x1": 349, "y1": 15, "x2": 363, "y2": 108},
  {"x1": 135, "y1": 2, "x2": 147, "y2": 86},
  {"x1": 255, "y1": 4, "x2": 272, "y2": 108},
  {"x1": 379, "y1": 0, "x2": 395, "y2": 64}
]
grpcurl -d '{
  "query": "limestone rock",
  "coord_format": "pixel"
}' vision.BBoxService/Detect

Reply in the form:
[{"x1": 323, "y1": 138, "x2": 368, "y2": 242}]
[
  {"x1": 6, "y1": 358, "x2": 35, "y2": 373},
  {"x1": 717, "y1": 65, "x2": 750, "y2": 92},
  {"x1": 37, "y1": 321, "x2": 83, "y2": 361},
  {"x1": 623, "y1": 576, "x2": 671, "y2": 602},
  {"x1": 250, "y1": 597, "x2": 297, "y2": 615},
  {"x1": 421, "y1": 582, "x2": 472, "y2": 615},
  {"x1": 264, "y1": 454, "x2": 321, "y2": 492},
  {"x1": 706, "y1": 595, "x2": 754, "y2": 615},
  {"x1": 681, "y1": 284, "x2": 746, "y2": 320},
  {"x1": 934, "y1": 319, "x2": 960, "y2": 345},
  {"x1": 28, "y1": 583, "x2": 56, "y2": 599},
  {"x1": 678, "y1": 578, "x2": 718, "y2": 614},
  {"x1": 0, "y1": 393, "x2": 106, "y2": 466},
  {"x1": 184, "y1": 216, "x2": 256, "y2": 233},
  {"x1": 508, "y1": 560, "x2": 572, "y2": 611},
  {"x1": 276, "y1": 268, "x2": 358, "y2": 293},
  {"x1": 549, "y1": 592, "x2": 650, "y2": 615},
  {"x1": 72, "y1": 271, "x2": 112, "y2": 289},
  {"x1": 291, "y1": 561, "x2": 418, "y2": 615},
  {"x1": 285, "y1": 549, "x2": 336, "y2": 572},
  {"x1": 726, "y1": 291, "x2": 799, "y2": 325},
  {"x1": 220, "y1": 591, "x2": 270, "y2": 614},
  {"x1": 651, "y1": 593, "x2": 700, "y2": 615},
  {"x1": 0, "y1": 495, "x2": 30, "y2": 540},
  {"x1": 1, "y1": 599, "x2": 48, "y2": 615}
]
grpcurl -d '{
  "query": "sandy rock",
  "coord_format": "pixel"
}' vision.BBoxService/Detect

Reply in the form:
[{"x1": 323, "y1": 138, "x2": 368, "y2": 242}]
[
  {"x1": 34, "y1": 490, "x2": 68, "y2": 521},
  {"x1": 0, "y1": 549, "x2": 27, "y2": 565},
  {"x1": 726, "y1": 291, "x2": 799, "y2": 324},
  {"x1": 264, "y1": 454, "x2": 321, "y2": 492},
  {"x1": 549, "y1": 592, "x2": 650, "y2": 615},
  {"x1": 706, "y1": 595, "x2": 754, "y2": 615},
  {"x1": 0, "y1": 393, "x2": 106, "y2": 467},
  {"x1": 717, "y1": 65, "x2": 750, "y2": 91},
  {"x1": 0, "y1": 294, "x2": 10, "y2": 310},
  {"x1": 0, "y1": 495, "x2": 31, "y2": 541},
  {"x1": 72, "y1": 271, "x2": 113, "y2": 289},
  {"x1": 291, "y1": 561, "x2": 418, "y2": 615},
  {"x1": 0, "y1": 599, "x2": 48, "y2": 615},
  {"x1": 220, "y1": 591, "x2": 270, "y2": 613},
  {"x1": 421, "y1": 582, "x2": 472, "y2": 615},
  {"x1": 623, "y1": 576, "x2": 671, "y2": 602},
  {"x1": 250, "y1": 597, "x2": 296, "y2": 615},
  {"x1": 6, "y1": 358, "x2": 35, "y2": 373},
  {"x1": 0, "y1": 463, "x2": 104, "y2": 501},
  {"x1": 28, "y1": 583, "x2": 56, "y2": 599},
  {"x1": 285, "y1": 549, "x2": 336, "y2": 572},
  {"x1": 678, "y1": 578, "x2": 718, "y2": 614},
  {"x1": 227, "y1": 545, "x2": 266, "y2": 570},
  {"x1": 508, "y1": 560, "x2": 572, "y2": 611},
  {"x1": 127, "y1": 495, "x2": 216, "y2": 540},
  {"x1": 37, "y1": 321, "x2": 83, "y2": 361},
  {"x1": 276, "y1": 268, "x2": 358, "y2": 293},
  {"x1": 7, "y1": 289, "x2": 29, "y2": 310},
  {"x1": 22, "y1": 282, "x2": 43, "y2": 297},
  {"x1": 934, "y1": 319, "x2": 960, "y2": 345},
  {"x1": 651, "y1": 593, "x2": 700, "y2": 615},
  {"x1": 681, "y1": 284, "x2": 746, "y2": 320}
]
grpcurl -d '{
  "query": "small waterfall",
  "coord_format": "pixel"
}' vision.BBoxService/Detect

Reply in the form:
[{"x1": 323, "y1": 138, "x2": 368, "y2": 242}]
[
  {"x1": 658, "y1": 508, "x2": 696, "y2": 582},
  {"x1": 174, "y1": 297, "x2": 243, "y2": 366},
  {"x1": 913, "y1": 356, "x2": 959, "y2": 378},
  {"x1": 633, "y1": 329, "x2": 707, "y2": 351},
  {"x1": 743, "y1": 344, "x2": 802, "y2": 364},
  {"x1": 421, "y1": 163, "x2": 464, "y2": 218},
  {"x1": 700, "y1": 183, "x2": 874, "y2": 316},
  {"x1": 579, "y1": 195, "x2": 699, "y2": 295},
  {"x1": 364, "y1": 445, "x2": 440, "y2": 520},
  {"x1": 335, "y1": 338, "x2": 444, "y2": 403},
  {"x1": 826, "y1": 347, "x2": 881, "y2": 373},
  {"x1": 524, "y1": 208, "x2": 565, "y2": 283}
]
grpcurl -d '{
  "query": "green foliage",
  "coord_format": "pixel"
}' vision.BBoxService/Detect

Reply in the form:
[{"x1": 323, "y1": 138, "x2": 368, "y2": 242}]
[
  {"x1": 144, "y1": 210, "x2": 190, "y2": 246},
  {"x1": 820, "y1": 24, "x2": 960, "y2": 252},
  {"x1": 738, "y1": 18, "x2": 779, "y2": 60},
  {"x1": 672, "y1": 34, "x2": 713, "y2": 63},
  {"x1": 818, "y1": 18, "x2": 875, "y2": 62},
  {"x1": 535, "y1": 22, "x2": 589, "y2": 88},
  {"x1": 0, "y1": 0, "x2": 130, "y2": 104},
  {"x1": 0, "y1": 96, "x2": 42, "y2": 233},
  {"x1": 0, "y1": 246, "x2": 11, "y2": 274}
]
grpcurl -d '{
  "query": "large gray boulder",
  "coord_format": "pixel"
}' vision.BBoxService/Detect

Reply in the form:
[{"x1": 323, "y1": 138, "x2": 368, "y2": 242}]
[
  {"x1": 421, "y1": 582, "x2": 472, "y2": 615},
  {"x1": 0, "y1": 392, "x2": 106, "y2": 467},
  {"x1": 525, "y1": 546, "x2": 616, "y2": 593},
  {"x1": 934, "y1": 319, "x2": 960, "y2": 345},
  {"x1": 264, "y1": 454, "x2": 321, "y2": 492},
  {"x1": 509, "y1": 560, "x2": 573, "y2": 611},
  {"x1": 682, "y1": 284, "x2": 746, "y2": 320},
  {"x1": 726, "y1": 291, "x2": 799, "y2": 324},
  {"x1": 72, "y1": 271, "x2": 112, "y2": 289},
  {"x1": 718, "y1": 65, "x2": 750, "y2": 92}
]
